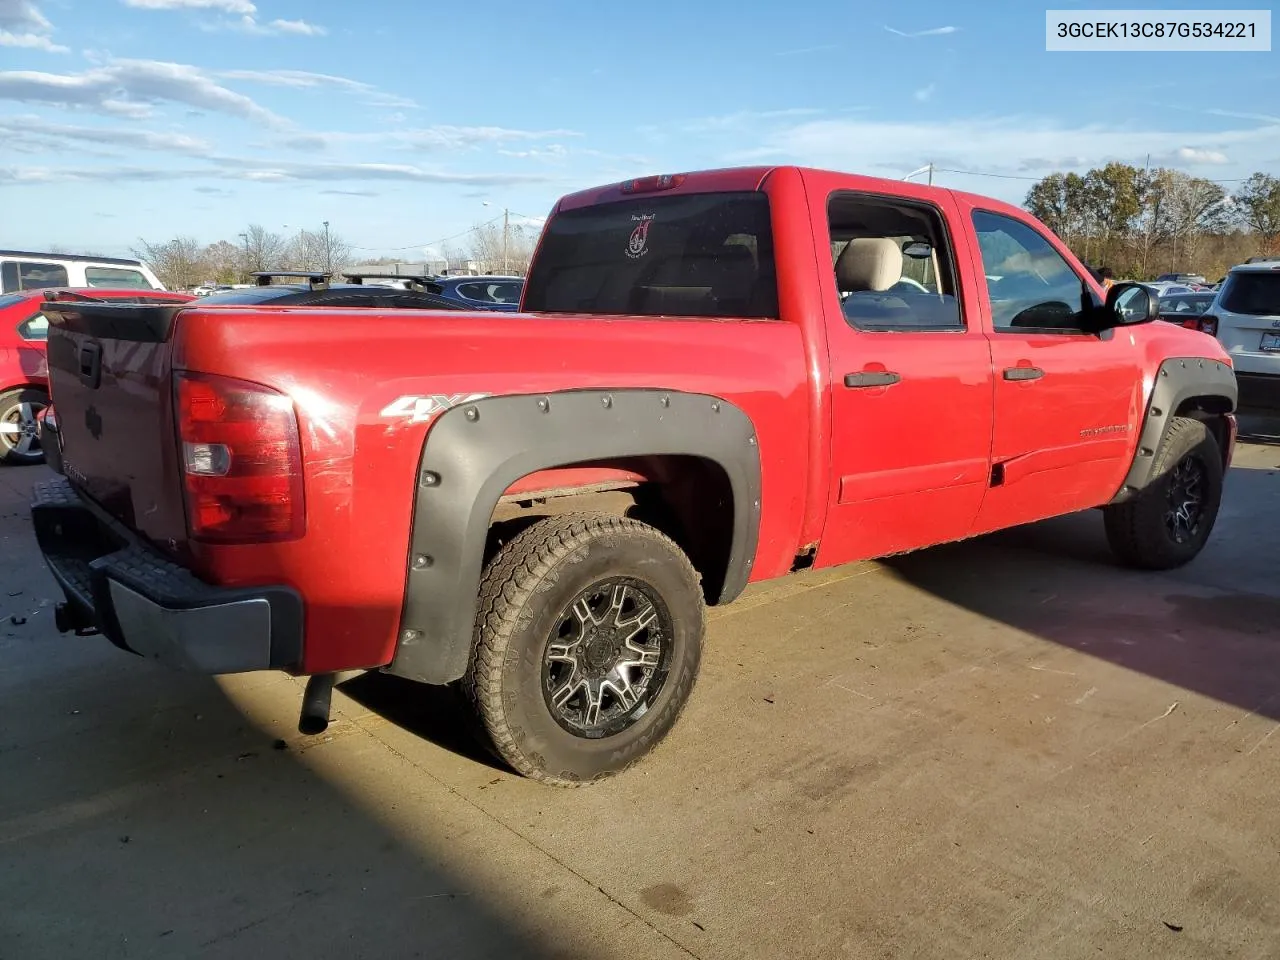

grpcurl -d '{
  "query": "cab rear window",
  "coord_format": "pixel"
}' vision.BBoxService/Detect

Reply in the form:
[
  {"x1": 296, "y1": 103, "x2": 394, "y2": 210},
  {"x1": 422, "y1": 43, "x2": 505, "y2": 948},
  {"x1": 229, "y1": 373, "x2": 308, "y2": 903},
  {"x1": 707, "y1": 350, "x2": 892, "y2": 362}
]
[
  {"x1": 521, "y1": 191, "x2": 778, "y2": 318},
  {"x1": 1221, "y1": 272, "x2": 1280, "y2": 316}
]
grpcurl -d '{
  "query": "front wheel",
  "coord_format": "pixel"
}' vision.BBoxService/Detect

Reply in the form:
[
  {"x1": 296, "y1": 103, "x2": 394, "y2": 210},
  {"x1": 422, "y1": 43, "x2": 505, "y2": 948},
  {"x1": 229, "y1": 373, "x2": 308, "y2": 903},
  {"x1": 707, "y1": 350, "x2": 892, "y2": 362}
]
[
  {"x1": 1103, "y1": 416, "x2": 1224, "y2": 570},
  {"x1": 464, "y1": 514, "x2": 705, "y2": 786},
  {"x1": 0, "y1": 388, "x2": 48, "y2": 466}
]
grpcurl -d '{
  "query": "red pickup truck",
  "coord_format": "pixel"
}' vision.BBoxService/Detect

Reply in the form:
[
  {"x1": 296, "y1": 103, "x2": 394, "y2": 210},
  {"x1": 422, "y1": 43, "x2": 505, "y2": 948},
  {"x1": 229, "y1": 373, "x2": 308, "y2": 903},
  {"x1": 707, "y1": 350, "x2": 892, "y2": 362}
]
[{"x1": 32, "y1": 166, "x2": 1237, "y2": 786}]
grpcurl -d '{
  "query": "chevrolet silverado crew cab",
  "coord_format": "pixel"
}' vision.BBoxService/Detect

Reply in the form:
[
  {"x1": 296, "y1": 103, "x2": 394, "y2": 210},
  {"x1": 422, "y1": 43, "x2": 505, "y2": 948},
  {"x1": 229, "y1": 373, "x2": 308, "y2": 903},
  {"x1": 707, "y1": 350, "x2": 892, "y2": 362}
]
[{"x1": 32, "y1": 166, "x2": 1237, "y2": 786}]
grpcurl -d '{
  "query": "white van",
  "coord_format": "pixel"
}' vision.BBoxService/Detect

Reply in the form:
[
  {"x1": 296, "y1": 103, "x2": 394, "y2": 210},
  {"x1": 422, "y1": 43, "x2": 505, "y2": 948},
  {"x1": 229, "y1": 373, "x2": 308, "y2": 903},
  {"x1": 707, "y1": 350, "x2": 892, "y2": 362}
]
[{"x1": 0, "y1": 250, "x2": 165, "y2": 292}]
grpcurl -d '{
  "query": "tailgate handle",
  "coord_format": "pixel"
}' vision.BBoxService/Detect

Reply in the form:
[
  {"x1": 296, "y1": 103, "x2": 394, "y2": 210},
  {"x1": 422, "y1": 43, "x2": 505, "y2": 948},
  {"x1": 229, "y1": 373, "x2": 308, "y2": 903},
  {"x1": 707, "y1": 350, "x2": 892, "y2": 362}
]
[{"x1": 78, "y1": 342, "x2": 102, "y2": 389}]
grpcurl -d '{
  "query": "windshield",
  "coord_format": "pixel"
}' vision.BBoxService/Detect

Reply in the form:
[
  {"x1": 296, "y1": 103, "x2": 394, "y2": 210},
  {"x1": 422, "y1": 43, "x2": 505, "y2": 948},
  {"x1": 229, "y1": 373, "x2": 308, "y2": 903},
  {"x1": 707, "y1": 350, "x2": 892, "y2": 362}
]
[
  {"x1": 521, "y1": 191, "x2": 778, "y2": 318},
  {"x1": 1220, "y1": 272, "x2": 1280, "y2": 316}
]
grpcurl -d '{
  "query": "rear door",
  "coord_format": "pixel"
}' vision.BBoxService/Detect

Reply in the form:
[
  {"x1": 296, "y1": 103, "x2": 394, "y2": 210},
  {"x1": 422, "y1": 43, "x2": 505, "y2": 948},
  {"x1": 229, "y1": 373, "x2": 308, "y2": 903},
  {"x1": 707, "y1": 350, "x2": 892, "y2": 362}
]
[
  {"x1": 956, "y1": 202, "x2": 1143, "y2": 533},
  {"x1": 808, "y1": 177, "x2": 996, "y2": 568},
  {"x1": 43, "y1": 299, "x2": 191, "y2": 552}
]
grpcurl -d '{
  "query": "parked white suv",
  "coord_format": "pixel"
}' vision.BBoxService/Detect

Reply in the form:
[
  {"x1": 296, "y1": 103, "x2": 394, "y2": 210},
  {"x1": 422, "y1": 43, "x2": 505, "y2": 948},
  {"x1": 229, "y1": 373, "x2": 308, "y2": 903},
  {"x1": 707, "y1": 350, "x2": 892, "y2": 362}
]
[
  {"x1": 1207, "y1": 261, "x2": 1280, "y2": 410},
  {"x1": 0, "y1": 250, "x2": 164, "y2": 293}
]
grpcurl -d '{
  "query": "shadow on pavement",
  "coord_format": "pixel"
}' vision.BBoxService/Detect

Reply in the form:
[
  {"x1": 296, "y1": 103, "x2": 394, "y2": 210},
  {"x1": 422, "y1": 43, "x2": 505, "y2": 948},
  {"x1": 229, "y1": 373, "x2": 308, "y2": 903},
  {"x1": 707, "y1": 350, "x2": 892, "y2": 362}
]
[
  {"x1": 0, "y1": 467, "x2": 604, "y2": 960},
  {"x1": 336, "y1": 672, "x2": 509, "y2": 775},
  {"x1": 881, "y1": 461, "x2": 1280, "y2": 724}
]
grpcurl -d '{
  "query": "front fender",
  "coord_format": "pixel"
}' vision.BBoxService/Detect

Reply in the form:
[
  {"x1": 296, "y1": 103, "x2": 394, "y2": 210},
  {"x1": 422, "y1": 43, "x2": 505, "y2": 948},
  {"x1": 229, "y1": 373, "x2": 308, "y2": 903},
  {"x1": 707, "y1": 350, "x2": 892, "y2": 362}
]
[
  {"x1": 1110, "y1": 356, "x2": 1237, "y2": 503},
  {"x1": 385, "y1": 388, "x2": 762, "y2": 685}
]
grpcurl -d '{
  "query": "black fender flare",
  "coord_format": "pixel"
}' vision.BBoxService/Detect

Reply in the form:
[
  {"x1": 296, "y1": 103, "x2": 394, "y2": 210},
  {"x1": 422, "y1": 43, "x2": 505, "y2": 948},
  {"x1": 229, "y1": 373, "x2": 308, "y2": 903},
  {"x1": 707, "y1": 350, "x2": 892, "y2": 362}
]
[
  {"x1": 1109, "y1": 356, "x2": 1237, "y2": 504},
  {"x1": 385, "y1": 389, "x2": 763, "y2": 685}
]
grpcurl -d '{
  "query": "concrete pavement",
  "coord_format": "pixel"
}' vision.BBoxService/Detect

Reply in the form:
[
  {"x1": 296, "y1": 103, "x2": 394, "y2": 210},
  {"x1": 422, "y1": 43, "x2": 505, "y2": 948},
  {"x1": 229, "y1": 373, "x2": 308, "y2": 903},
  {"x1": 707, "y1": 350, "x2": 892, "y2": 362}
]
[{"x1": 1, "y1": 445, "x2": 1278, "y2": 960}]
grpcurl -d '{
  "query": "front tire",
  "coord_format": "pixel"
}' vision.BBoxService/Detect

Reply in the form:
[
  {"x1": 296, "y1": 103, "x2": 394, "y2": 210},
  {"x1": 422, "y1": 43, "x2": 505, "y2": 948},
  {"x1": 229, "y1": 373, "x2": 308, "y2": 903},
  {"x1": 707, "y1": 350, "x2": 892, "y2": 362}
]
[
  {"x1": 0, "y1": 388, "x2": 48, "y2": 466},
  {"x1": 1103, "y1": 416, "x2": 1224, "y2": 570},
  {"x1": 464, "y1": 514, "x2": 705, "y2": 786}
]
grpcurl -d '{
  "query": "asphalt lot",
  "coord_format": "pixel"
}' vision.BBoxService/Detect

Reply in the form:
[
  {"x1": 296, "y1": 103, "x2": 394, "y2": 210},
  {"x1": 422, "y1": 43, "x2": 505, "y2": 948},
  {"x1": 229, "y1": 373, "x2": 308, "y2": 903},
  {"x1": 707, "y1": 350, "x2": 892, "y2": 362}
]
[{"x1": 2, "y1": 435, "x2": 1279, "y2": 960}]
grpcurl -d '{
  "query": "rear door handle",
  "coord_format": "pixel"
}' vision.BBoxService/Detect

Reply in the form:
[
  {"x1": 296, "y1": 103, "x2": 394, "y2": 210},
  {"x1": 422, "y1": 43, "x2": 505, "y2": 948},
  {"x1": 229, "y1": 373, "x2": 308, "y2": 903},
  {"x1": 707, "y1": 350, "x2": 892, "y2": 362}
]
[
  {"x1": 844, "y1": 371, "x2": 901, "y2": 388},
  {"x1": 1002, "y1": 366, "x2": 1044, "y2": 382}
]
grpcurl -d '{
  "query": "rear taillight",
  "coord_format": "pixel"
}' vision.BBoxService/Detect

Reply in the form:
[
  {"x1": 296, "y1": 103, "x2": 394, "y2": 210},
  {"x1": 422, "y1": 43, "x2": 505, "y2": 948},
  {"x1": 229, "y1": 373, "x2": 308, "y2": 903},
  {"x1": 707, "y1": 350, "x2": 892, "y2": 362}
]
[
  {"x1": 1198, "y1": 314, "x2": 1218, "y2": 337},
  {"x1": 175, "y1": 371, "x2": 305, "y2": 543}
]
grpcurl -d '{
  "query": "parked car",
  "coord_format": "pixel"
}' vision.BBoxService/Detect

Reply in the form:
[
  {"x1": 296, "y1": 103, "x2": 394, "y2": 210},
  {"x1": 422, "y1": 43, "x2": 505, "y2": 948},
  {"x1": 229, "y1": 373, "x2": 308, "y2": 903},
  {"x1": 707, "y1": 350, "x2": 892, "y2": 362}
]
[
  {"x1": 343, "y1": 271, "x2": 525, "y2": 311},
  {"x1": 1, "y1": 287, "x2": 193, "y2": 464},
  {"x1": 0, "y1": 250, "x2": 164, "y2": 293},
  {"x1": 31, "y1": 165, "x2": 1237, "y2": 786},
  {"x1": 1156, "y1": 272, "x2": 1208, "y2": 287},
  {"x1": 194, "y1": 272, "x2": 472, "y2": 310},
  {"x1": 1156, "y1": 292, "x2": 1217, "y2": 330},
  {"x1": 1201, "y1": 260, "x2": 1280, "y2": 410}
]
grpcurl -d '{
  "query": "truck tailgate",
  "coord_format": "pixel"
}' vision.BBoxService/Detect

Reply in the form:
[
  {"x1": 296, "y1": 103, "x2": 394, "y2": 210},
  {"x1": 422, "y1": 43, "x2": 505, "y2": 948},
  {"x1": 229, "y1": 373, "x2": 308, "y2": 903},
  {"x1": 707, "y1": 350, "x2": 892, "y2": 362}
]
[{"x1": 42, "y1": 300, "x2": 190, "y2": 553}]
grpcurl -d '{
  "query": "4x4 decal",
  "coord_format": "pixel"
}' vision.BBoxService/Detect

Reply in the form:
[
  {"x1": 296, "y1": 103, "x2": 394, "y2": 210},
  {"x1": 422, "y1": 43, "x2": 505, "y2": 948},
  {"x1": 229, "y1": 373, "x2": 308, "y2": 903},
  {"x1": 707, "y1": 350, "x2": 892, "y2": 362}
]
[{"x1": 380, "y1": 393, "x2": 490, "y2": 423}]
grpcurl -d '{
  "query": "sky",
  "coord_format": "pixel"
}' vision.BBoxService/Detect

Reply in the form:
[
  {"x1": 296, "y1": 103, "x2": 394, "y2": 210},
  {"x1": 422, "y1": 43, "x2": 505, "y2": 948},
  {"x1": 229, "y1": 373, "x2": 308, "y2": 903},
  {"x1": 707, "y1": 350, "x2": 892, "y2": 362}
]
[{"x1": 1, "y1": 0, "x2": 1277, "y2": 260}]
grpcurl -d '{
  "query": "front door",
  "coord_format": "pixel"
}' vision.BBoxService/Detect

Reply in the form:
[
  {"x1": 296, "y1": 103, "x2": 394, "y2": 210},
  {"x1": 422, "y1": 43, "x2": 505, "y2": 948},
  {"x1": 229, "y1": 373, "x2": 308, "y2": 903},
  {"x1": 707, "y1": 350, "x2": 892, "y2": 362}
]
[
  {"x1": 815, "y1": 184, "x2": 995, "y2": 569},
  {"x1": 959, "y1": 204, "x2": 1144, "y2": 534}
]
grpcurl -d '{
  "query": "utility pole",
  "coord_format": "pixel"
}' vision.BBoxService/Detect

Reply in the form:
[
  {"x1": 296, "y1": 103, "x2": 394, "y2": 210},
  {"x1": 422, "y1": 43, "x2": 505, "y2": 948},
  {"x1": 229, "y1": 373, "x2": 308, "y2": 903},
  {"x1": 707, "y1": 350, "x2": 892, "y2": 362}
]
[
  {"x1": 927, "y1": 162, "x2": 933, "y2": 186},
  {"x1": 502, "y1": 208, "x2": 510, "y2": 276},
  {"x1": 322, "y1": 220, "x2": 331, "y2": 274}
]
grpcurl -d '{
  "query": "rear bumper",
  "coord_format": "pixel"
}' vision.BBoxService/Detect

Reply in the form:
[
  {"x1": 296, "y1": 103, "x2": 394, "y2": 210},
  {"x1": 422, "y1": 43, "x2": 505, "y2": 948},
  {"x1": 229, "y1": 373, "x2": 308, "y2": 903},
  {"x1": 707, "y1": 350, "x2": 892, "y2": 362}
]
[
  {"x1": 1236, "y1": 372, "x2": 1280, "y2": 411},
  {"x1": 31, "y1": 476, "x2": 303, "y2": 674}
]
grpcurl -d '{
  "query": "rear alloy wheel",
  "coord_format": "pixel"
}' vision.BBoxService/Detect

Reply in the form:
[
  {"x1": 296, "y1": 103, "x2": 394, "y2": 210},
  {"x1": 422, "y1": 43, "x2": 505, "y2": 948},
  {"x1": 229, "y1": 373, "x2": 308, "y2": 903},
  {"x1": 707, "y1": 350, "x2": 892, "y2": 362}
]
[
  {"x1": 0, "y1": 389, "x2": 48, "y2": 466},
  {"x1": 464, "y1": 514, "x2": 705, "y2": 786},
  {"x1": 1103, "y1": 416, "x2": 1224, "y2": 570}
]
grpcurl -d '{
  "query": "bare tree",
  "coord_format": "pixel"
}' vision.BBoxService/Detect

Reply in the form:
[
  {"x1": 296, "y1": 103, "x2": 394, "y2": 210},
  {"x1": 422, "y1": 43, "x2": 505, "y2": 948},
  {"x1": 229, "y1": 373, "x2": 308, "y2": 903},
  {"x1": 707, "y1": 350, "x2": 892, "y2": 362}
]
[
  {"x1": 131, "y1": 236, "x2": 207, "y2": 290},
  {"x1": 466, "y1": 220, "x2": 538, "y2": 275},
  {"x1": 239, "y1": 224, "x2": 288, "y2": 278},
  {"x1": 1164, "y1": 173, "x2": 1229, "y2": 270},
  {"x1": 285, "y1": 226, "x2": 353, "y2": 276},
  {"x1": 203, "y1": 240, "x2": 241, "y2": 284}
]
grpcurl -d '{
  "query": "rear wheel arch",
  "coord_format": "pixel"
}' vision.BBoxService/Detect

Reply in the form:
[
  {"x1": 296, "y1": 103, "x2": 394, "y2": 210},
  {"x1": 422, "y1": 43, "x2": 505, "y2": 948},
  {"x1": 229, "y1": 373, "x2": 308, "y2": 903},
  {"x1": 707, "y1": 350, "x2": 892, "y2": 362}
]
[{"x1": 385, "y1": 389, "x2": 762, "y2": 685}]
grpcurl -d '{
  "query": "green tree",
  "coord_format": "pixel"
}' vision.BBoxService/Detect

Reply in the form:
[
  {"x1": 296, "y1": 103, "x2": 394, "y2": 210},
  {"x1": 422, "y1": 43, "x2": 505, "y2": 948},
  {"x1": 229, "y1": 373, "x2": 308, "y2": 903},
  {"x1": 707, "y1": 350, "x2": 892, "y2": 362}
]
[{"x1": 1233, "y1": 173, "x2": 1280, "y2": 253}]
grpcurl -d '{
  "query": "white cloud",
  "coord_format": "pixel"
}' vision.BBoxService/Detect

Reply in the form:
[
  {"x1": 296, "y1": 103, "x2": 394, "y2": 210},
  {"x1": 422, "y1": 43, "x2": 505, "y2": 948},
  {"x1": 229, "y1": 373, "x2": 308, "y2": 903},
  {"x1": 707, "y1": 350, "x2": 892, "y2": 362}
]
[
  {"x1": 218, "y1": 69, "x2": 416, "y2": 108},
  {"x1": 1174, "y1": 147, "x2": 1230, "y2": 165},
  {"x1": 885, "y1": 25, "x2": 959, "y2": 38},
  {"x1": 724, "y1": 114, "x2": 1279, "y2": 200},
  {"x1": 0, "y1": 28, "x2": 66, "y2": 51},
  {"x1": 123, "y1": 0, "x2": 255, "y2": 11},
  {"x1": 0, "y1": 114, "x2": 213, "y2": 153},
  {"x1": 0, "y1": 157, "x2": 558, "y2": 186},
  {"x1": 206, "y1": 13, "x2": 327, "y2": 35},
  {"x1": 268, "y1": 18, "x2": 324, "y2": 35},
  {"x1": 0, "y1": 0, "x2": 65, "y2": 51},
  {"x1": 914, "y1": 83, "x2": 935, "y2": 102},
  {"x1": 275, "y1": 124, "x2": 581, "y2": 153},
  {"x1": 0, "y1": 59, "x2": 289, "y2": 126},
  {"x1": 0, "y1": 0, "x2": 51, "y2": 30}
]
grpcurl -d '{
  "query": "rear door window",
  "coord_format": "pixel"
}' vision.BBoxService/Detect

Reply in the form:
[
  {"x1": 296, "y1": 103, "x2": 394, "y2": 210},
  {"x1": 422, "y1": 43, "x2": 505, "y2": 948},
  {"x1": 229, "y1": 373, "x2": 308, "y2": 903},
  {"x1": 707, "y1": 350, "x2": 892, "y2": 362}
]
[
  {"x1": 1, "y1": 261, "x2": 68, "y2": 291},
  {"x1": 521, "y1": 191, "x2": 778, "y2": 318},
  {"x1": 85, "y1": 266, "x2": 150, "y2": 289},
  {"x1": 1221, "y1": 272, "x2": 1280, "y2": 316}
]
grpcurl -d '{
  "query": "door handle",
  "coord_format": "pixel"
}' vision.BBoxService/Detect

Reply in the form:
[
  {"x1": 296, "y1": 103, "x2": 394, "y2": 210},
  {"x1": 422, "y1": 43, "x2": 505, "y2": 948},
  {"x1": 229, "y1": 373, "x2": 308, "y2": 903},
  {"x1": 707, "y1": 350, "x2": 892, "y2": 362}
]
[
  {"x1": 844, "y1": 371, "x2": 901, "y2": 388},
  {"x1": 1002, "y1": 366, "x2": 1044, "y2": 382}
]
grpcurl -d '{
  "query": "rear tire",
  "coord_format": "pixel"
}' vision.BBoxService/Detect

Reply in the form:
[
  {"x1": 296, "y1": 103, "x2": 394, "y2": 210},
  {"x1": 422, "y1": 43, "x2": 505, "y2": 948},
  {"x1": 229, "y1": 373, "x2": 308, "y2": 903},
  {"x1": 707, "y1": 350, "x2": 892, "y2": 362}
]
[
  {"x1": 1103, "y1": 416, "x2": 1223, "y2": 570},
  {"x1": 0, "y1": 388, "x2": 48, "y2": 466},
  {"x1": 464, "y1": 514, "x2": 705, "y2": 787}
]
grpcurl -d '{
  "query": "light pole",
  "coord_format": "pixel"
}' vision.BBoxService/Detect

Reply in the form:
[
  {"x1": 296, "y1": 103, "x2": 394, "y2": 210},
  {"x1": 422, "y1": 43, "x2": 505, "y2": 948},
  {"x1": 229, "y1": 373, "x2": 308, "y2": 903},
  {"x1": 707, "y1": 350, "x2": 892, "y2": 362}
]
[
  {"x1": 903, "y1": 163, "x2": 934, "y2": 185},
  {"x1": 238, "y1": 231, "x2": 249, "y2": 283},
  {"x1": 322, "y1": 220, "x2": 331, "y2": 274}
]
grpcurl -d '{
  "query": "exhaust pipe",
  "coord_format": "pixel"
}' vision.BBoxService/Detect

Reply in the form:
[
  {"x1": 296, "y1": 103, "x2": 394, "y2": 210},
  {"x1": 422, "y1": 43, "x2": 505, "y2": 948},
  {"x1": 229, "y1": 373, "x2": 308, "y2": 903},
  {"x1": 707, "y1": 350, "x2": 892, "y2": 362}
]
[{"x1": 298, "y1": 673, "x2": 336, "y2": 735}]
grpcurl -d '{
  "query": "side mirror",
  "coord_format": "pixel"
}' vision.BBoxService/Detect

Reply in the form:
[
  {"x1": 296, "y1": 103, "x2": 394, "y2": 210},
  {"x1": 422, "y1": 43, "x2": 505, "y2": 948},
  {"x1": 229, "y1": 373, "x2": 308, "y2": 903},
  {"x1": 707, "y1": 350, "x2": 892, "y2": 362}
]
[{"x1": 1103, "y1": 282, "x2": 1155, "y2": 328}]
